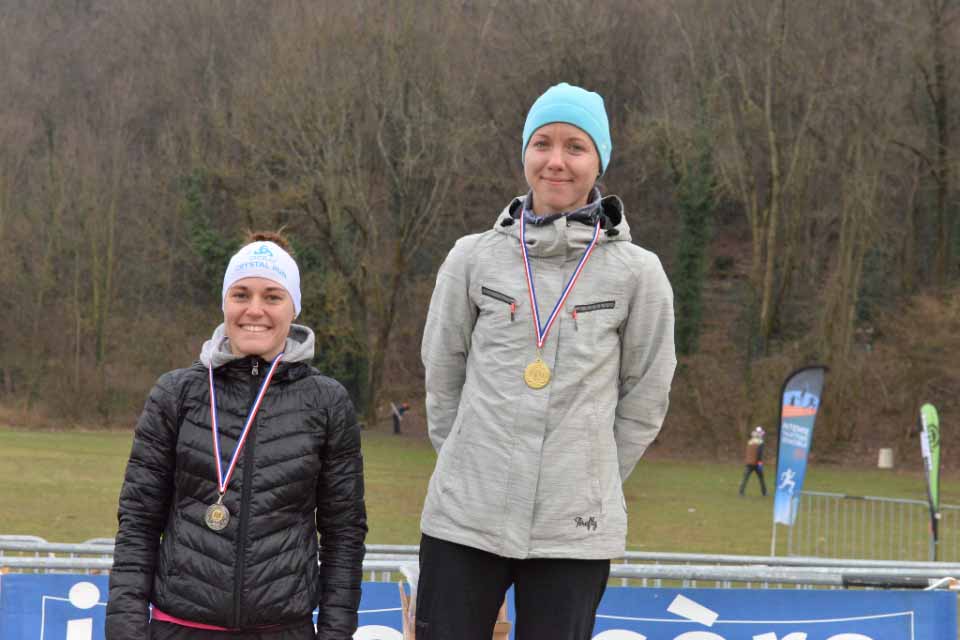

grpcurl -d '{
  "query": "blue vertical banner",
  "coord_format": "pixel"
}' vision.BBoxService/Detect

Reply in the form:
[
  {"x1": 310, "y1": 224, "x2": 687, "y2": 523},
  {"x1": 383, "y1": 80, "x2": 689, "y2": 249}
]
[{"x1": 772, "y1": 365, "x2": 827, "y2": 526}]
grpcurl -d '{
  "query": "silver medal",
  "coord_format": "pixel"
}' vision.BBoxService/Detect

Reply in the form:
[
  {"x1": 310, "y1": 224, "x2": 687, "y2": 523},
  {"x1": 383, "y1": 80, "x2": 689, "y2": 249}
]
[{"x1": 206, "y1": 354, "x2": 283, "y2": 534}]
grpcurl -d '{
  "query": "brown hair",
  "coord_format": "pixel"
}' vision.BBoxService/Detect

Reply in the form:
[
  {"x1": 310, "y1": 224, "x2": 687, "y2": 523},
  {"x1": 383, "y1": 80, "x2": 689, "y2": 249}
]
[{"x1": 244, "y1": 229, "x2": 292, "y2": 253}]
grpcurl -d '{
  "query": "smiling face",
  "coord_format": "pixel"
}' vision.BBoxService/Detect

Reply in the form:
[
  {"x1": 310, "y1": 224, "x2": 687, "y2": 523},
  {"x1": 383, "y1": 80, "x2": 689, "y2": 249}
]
[
  {"x1": 223, "y1": 277, "x2": 295, "y2": 360},
  {"x1": 523, "y1": 122, "x2": 601, "y2": 216}
]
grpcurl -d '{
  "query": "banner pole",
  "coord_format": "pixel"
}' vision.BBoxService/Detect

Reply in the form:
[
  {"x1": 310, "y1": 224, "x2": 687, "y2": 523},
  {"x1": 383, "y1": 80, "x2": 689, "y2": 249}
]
[
  {"x1": 770, "y1": 523, "x2": 777, "y2": 557},
  {"x1": 929, "y1": 520, "x2": 939, "y2": 562}
]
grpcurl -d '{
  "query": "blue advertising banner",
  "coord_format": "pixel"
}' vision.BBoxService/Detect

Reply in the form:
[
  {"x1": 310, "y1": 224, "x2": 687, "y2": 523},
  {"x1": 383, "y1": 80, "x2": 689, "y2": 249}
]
[
  {"x1": 772, "y1": 365, "x2": 827, "y2": 526},
  {"x1": 0, "y1": 575, "x2": 403, "y2": 640},
  {"x1": 2, "y1": 574, "x2": 955, "y2": 640},
  {"x1": 592, "y1": 587, "x2": 955, "y2": 639}
]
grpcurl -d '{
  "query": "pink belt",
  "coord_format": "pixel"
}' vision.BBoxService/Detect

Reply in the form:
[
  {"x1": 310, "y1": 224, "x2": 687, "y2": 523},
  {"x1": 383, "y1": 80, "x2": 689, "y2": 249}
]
[{"x1": 151, "y1": 607, "x2": 285, "y2": 632}]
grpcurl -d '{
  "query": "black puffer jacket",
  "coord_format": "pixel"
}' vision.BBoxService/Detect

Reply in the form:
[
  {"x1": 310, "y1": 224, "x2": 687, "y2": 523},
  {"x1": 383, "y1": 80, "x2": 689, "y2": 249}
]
[{"x1": 106, "y1": 335, "x2": 366, "y2": 639}]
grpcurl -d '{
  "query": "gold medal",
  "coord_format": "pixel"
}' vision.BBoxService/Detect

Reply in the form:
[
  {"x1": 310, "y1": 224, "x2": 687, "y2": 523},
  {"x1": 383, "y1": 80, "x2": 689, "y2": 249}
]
[
  {"x1": 519, "y1": 215, "x2": 600, "y2": 391},
  {"x1": 524, "y1": 357, "x2": 551, "y2": 389},
  {"x1": 204, "y1": 496, "x2": 230, "y2": 531}
]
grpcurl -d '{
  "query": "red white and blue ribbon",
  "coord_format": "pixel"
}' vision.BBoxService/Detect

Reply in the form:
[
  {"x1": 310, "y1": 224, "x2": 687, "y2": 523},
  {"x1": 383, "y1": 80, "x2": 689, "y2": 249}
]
[
  {"x1": 520, "y1": 216, "x2": 601, "y2": 349},
  {"x1": 208, "y1": 353, "x2": 283, "y2": 495}
]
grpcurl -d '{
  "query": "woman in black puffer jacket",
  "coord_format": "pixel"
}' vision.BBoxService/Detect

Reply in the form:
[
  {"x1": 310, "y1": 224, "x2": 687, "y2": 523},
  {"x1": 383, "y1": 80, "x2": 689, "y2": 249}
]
[{"x1": 106, "y1": 231, "x2": 367, "y2": 640}]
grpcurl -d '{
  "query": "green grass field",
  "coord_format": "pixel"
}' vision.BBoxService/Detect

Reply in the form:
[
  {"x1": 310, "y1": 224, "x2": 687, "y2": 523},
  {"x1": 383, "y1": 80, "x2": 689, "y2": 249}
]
[{"x1": 1, "y1": 427, "x2": 956, "y2": 557}]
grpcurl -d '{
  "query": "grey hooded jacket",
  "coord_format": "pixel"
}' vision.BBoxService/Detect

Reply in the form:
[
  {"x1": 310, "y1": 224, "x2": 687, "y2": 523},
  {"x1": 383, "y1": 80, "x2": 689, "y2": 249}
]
[{"x1": 420, "y1": 196, "x2": 676, "y2": 559}]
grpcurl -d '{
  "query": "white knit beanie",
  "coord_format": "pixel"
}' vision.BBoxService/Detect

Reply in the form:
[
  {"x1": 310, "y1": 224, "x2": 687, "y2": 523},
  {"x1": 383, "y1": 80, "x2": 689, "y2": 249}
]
[{"x1": 221, "y1": 241, "x2": 301, "y2": 317}]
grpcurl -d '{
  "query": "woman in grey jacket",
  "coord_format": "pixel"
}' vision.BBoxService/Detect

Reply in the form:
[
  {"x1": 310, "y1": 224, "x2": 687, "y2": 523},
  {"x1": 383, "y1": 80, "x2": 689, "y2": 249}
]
[{"x1": 417, "y1": 83, "x2": 677, "y2": 639}]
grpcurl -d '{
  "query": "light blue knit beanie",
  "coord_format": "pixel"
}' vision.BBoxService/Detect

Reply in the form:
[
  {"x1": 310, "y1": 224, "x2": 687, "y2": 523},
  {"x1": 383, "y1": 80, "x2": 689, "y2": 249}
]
[{"x1": 522, "y1": 83, "x2": 612, "y2": 174}]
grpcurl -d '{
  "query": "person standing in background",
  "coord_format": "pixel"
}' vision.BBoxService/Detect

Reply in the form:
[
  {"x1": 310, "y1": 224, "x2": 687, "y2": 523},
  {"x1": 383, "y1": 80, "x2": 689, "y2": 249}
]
[
  {"x1": 392, "y1": 401, "x2": 410, "y2": 434},
  {"x1": 739, "y1": 426, "x2": 767, "y2": 496}
]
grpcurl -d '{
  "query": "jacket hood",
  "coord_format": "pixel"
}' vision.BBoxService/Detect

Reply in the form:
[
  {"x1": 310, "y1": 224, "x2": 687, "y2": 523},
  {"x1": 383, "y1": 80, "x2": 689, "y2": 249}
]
[
  {"x1": 200, "y1": 323, "x2": 316, "y2": 368},
  {"x1": 493, "y1": 194, "x2": 631, "y2": 258}
]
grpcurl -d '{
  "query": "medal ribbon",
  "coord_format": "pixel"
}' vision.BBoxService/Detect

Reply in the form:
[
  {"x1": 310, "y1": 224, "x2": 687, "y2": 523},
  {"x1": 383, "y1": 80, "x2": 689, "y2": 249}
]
[
  {"x1": 208, "y1": 353, "x2": 283, "y2": 495},
  {"x1": 520, "y1": 216, "x2": 601, "y2": 349}
]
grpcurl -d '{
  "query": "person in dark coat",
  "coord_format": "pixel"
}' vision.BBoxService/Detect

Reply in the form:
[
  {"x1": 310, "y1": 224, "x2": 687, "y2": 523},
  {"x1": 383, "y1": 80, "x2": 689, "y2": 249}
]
[
  {"x1": 106, "y1": 231, "x2": 367, "y2": 640},
  {"x1": 739, "y1": 426, "x2": 767, "y2": 496}
]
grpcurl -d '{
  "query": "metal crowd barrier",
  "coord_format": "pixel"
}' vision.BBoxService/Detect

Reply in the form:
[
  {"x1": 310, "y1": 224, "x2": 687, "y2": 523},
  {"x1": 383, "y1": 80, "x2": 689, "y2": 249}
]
[
  {"x1": 787, "y1": 490, "x2": 960, "y2": 561},
  {"x1": 3, "y1": 537, "x2": 959, "y2": 590},
  {"x1": 2, "y1": 555, "x2": 957, "y2": 589}
]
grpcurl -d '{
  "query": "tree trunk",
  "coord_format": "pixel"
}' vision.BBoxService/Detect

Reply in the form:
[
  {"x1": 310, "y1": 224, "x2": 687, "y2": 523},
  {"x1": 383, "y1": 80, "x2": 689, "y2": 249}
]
[
  {"x1": 757, "y1": 2, "x2": 783, "y2": 351},
  {"x1": 364, "y1": 241, "x2": 408, "y2": 426},
  {"x1": 929, "y1": 0, "x2": 953, "y2": 285},
  {"x1": 901, "y1": 159, "x2": 922, "y2": 293}
]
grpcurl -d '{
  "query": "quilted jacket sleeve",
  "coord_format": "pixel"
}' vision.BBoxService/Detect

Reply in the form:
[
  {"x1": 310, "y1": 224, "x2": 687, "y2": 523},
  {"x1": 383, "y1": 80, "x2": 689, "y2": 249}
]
[
  {"x1": 105, "y1": 372, "x2": 180, "y2": 640},
  {"x1": 315, "y1": 383, "x2": 368, "y2": 640},
  {"x1": 614, "y1": 253, "x2": 677, "y2": 482}
]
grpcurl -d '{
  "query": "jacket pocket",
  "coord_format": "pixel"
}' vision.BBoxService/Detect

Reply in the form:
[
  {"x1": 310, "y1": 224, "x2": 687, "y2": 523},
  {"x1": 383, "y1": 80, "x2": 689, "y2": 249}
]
[
  {"x1": 569, "y1": 300, "x2": 616, "y2": 331},
  {"x1": 589, "y1": 402, "x2": 603, "y2": 513},
  {"x1": 481, "y1": 286, "x2": 518, "y2": 322},
  {"x1": 159, "y1": 507, "x2": 182, "y2": 577},
  {"x1": 438, "y1": 400, "x2": 476, "y2": 494},
  {"x1": 301, "y1": 516, "x2": 320, "y2": 607},
  {"x1": 473, "y1": 283, "x2": 529, "y2": 374}
]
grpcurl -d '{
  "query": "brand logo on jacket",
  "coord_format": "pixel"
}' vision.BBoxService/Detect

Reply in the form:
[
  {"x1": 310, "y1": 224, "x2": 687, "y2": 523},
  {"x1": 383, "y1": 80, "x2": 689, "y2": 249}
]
[{"x1": 574, "y1": 516, "x2": 597, "y2": 531}]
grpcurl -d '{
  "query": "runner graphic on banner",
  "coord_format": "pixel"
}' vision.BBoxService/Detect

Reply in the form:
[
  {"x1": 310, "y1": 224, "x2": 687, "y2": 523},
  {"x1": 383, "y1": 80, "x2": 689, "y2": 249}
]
[
  {"x1": 919, "y1": 403, "x2": 941, "y2": 560},
  {"x1": 772, "y1": 366, "x2": 827, "y2": 527}
]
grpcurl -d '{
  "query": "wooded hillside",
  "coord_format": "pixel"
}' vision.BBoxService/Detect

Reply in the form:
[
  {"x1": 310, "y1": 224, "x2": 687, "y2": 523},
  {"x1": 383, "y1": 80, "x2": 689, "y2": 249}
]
[{"x1": 1, "y1": 0, "x2": 957, "y2": 467}]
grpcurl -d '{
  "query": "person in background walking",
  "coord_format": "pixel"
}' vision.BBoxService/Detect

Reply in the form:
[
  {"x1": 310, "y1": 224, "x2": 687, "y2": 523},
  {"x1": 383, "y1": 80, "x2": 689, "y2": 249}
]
[
  {"x1": 106, "y1": 231, "x2": 367, "y2": 640},
  {"x1": 417, "y1": 83, "x2": 677, "y2": 639},
  {"x1": 392, "y1": 401, "x2": 410, "y2": 434},
  {"x1": 739, "y1": 426, "x2": 768, "y2": 496}
]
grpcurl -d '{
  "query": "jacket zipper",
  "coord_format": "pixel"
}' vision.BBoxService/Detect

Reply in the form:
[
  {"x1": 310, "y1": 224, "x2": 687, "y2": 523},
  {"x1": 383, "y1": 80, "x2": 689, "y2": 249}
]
[
  {"x1": 570, "y1": 300, "x2": 617, "y2": 331},
  {"x1": 233, "y1": 356, "x2": 261, "y2": 627},
  {"x1": 481, "y1": 286, "x2": 517, "y2": 321},
  {"x1": 574, "y1": 300, "x2": 616, "y2": 313},
  {"x1": 571, "y1": 300, "x2": 616, "y2": 330}
]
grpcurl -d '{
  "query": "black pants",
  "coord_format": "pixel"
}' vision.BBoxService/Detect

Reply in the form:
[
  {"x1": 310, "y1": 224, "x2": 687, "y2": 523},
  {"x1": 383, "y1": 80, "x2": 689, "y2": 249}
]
[
  {"x1": 739, "y1": 464, "x2": 767, "y2": 495},
  {"x1": 415, "y1": 534, "x2": 610, "y2": 640}
]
